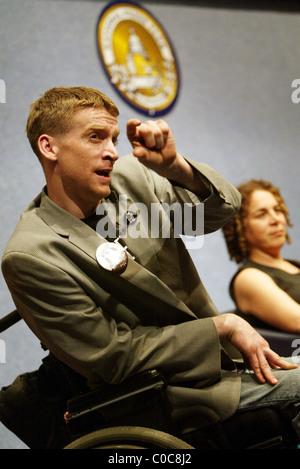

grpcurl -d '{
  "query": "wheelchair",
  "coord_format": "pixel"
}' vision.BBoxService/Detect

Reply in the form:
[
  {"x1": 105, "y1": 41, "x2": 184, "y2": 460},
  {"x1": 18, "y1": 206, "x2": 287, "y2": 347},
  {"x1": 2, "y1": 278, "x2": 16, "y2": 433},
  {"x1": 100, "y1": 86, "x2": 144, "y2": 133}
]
[{"x1": 0, "y1": 310, "x2": 299, "y2": 450}]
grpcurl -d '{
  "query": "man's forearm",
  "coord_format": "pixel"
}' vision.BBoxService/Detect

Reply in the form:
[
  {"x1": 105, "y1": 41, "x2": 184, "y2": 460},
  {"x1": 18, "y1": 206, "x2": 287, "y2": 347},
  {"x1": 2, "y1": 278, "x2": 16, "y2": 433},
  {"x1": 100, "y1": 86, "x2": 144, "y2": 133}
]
[{"x1": 165, "y1": 153, "x2": 211, "y2": 198}]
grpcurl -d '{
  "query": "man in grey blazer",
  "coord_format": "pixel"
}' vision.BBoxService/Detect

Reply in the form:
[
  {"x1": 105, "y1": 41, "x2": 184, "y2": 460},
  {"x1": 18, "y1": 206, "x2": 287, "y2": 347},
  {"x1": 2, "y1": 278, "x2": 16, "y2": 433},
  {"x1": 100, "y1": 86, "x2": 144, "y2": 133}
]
[{"x1": 1, "y1": 87, "x2": 299, "y2": 447}]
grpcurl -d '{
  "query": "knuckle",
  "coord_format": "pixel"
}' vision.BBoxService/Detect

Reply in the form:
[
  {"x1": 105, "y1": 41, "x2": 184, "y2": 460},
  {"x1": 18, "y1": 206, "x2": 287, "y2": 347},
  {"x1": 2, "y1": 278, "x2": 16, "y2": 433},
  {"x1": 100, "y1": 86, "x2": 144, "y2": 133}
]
[{"x1": 260, "y1": 362, "x2": 270, "y2": 370}]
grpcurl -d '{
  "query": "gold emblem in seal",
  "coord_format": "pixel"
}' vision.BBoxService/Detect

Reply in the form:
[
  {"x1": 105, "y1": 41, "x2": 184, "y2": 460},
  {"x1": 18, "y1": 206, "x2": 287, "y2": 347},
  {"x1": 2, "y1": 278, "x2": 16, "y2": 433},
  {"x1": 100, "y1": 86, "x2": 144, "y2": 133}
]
[{"x1": 97, "y1": 1, "x2": 180, "y2": 116}]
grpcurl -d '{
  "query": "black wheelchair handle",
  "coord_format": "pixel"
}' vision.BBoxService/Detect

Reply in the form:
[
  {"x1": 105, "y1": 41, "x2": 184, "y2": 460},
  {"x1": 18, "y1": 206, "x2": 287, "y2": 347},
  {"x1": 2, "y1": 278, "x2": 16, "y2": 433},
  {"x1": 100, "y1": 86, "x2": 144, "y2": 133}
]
[{"x1": 0, "y1": 309, "x2": 22, "y2": 333}]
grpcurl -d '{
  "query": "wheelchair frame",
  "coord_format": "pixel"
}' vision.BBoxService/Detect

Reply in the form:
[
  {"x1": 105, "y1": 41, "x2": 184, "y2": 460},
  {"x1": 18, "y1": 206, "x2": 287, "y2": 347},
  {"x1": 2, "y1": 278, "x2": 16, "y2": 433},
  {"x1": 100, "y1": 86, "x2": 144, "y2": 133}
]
[{"x1": 0, "y1": 310, "x2": 298, "y2": 449}]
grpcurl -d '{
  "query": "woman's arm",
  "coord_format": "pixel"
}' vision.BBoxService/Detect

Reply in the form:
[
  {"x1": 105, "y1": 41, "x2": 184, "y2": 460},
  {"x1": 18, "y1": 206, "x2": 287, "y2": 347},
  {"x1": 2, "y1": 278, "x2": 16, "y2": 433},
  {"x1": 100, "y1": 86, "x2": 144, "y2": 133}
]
[{"x1": 233, "y1": 268, "x2": 300, "y2": 333}]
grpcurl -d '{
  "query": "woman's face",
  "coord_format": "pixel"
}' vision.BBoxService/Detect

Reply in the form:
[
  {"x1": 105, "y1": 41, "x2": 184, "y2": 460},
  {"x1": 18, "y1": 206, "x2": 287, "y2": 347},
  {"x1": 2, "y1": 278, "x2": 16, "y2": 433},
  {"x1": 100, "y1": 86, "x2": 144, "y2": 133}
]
[{"x1": 243, "y1": 190, "x2": 287, "y2": 255}]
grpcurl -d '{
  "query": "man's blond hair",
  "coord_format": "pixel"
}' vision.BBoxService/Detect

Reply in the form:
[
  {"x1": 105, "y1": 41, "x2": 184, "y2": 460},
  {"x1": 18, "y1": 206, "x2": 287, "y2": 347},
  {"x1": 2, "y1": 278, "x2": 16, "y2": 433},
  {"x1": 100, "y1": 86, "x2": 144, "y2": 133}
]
[{"x1": 26, "y1": 86, "x2": 119, "y2": 159}]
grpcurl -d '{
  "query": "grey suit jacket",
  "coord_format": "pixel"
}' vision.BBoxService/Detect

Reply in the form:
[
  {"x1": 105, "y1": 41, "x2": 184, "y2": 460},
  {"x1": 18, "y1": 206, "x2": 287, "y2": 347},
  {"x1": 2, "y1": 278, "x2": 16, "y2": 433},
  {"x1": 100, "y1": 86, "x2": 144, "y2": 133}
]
[{"x1": 2, "y1": 155, "x2": 242, "y2": 429}]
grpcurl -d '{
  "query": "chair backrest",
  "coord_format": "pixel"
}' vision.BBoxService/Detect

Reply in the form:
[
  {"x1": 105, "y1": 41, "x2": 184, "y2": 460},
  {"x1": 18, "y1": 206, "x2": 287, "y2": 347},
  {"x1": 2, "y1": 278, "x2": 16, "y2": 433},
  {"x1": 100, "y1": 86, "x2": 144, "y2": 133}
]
[
  {"x1": 222, "y1": 309, "x2": 300, "y2": 357},
  {"x1": 256, "y1": 327, "x2": 300, "y2": 358}
]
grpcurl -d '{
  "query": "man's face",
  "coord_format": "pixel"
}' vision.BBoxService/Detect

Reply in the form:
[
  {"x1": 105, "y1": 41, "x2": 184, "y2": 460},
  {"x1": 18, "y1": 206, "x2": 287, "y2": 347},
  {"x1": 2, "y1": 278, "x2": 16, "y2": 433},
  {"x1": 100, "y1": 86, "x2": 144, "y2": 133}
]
[{"x1": 50, "y1": 106, "x2": 120, "y2": 215}]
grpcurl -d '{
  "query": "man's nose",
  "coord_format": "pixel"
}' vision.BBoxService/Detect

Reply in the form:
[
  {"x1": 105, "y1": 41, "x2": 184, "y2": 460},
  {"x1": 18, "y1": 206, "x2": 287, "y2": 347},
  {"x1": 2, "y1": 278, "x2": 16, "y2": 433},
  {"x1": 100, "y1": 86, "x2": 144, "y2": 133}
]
[{"x1": 103, "y1": 141, "x2": 119, "y2": 161}]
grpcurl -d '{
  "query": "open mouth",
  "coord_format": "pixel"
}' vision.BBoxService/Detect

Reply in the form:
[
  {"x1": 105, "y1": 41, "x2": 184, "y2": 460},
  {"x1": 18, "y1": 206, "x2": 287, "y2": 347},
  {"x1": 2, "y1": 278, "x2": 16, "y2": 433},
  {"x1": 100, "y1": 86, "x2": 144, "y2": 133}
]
[{"x1": 95, "y1": 170, "x2": 111, "y2": 177}]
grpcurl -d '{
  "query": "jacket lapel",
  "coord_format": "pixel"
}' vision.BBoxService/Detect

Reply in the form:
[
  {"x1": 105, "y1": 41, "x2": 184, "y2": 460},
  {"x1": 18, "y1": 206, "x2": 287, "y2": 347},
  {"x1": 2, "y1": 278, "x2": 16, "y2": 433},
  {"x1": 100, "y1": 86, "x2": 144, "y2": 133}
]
[{"x1": 38, "y1": 191, "x2": 197, "y2": 320}]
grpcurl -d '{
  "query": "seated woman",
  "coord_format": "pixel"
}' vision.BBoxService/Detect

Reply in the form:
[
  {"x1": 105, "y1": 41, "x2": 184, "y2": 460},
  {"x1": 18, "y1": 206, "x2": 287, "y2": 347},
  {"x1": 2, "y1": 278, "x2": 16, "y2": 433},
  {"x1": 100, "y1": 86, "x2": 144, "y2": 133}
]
[{"x1": 222, "y1": 179, "x2": 300, "y2": 333}]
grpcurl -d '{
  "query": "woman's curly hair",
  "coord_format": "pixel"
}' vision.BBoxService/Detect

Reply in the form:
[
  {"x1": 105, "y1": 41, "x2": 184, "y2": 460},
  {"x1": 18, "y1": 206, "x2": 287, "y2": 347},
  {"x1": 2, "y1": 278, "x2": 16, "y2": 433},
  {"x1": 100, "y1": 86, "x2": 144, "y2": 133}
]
[{"x1": 222, "y1": 179, "x2": 293, "y2": 264}]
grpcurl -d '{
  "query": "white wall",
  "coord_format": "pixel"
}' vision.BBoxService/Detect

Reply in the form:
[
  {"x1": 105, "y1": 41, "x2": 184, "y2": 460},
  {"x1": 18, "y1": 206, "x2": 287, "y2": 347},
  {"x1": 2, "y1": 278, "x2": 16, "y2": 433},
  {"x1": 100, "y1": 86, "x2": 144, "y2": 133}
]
[{"x1": 0, "y1": 0, "x2": 299, "y2": 448}]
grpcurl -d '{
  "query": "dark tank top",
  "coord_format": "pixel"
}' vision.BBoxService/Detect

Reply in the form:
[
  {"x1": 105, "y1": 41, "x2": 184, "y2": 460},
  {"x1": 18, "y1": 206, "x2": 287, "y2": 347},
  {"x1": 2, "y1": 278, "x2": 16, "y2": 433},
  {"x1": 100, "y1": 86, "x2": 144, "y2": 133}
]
[{"x1": 230, "y1": 259, "x2": 300, "y2": 330}]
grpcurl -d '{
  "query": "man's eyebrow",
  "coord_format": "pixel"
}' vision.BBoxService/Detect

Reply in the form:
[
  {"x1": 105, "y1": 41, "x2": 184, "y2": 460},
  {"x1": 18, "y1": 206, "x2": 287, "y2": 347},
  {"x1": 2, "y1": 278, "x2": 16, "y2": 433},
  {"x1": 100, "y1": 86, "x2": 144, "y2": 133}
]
[
  {"x1": 84, "y1": 125, "x2": 107, "y2": 132},
  {"x1": 83, "y1": 125, "x2": 120, "y2": 136}
]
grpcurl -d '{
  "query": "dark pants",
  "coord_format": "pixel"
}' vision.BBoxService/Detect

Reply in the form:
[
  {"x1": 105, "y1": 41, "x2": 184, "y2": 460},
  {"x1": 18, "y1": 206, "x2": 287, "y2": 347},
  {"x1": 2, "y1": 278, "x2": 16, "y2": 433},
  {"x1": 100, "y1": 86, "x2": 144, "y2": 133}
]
[{"x1": 0, "y1": 355, "x2": 87, "y2": 449}]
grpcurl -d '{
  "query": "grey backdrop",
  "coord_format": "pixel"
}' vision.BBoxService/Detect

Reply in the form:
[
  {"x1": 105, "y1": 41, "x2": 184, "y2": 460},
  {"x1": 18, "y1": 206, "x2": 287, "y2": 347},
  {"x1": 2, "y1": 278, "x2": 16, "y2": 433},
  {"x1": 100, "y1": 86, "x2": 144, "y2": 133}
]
[{"x1": 0, "y1": 0, "x2": 299, "y2": 448}]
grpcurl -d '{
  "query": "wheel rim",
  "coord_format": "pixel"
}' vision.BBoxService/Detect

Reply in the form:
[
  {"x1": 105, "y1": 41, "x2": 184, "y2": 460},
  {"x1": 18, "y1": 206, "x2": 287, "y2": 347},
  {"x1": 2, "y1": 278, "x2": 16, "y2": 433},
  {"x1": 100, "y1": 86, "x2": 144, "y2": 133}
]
[{"x1": 64, "y1": 426, "x2": 194, "y2": 449}]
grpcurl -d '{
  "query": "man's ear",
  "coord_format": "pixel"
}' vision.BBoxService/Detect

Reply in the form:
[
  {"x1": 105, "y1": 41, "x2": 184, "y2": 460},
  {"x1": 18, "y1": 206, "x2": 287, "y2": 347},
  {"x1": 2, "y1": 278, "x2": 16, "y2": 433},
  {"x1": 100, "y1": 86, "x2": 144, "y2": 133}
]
[{"x1": 37, "y1": 134, "x2": 58, "y2": 162}]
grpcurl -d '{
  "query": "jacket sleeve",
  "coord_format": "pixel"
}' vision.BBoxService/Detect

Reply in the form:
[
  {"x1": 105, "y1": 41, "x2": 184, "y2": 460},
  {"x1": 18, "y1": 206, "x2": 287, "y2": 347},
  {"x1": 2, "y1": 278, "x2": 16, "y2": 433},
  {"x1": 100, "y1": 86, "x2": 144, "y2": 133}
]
[
  {"x1": 138, "y1": 156, "x2": 242, "y2": 235},
  {"x1": 1, "y1": 250, "x2": 222, "y2": 388}
]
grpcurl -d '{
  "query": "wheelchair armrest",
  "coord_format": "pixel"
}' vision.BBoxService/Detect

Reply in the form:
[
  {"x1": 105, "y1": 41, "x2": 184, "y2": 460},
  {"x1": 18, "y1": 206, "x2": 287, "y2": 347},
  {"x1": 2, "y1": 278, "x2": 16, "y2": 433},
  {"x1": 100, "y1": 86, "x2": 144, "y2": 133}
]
[
  {"x1": 65, "y1": 369, "x2": 165, "y2": 420},
  {"x1": 0, "y1": 310, "x2": 22, "y2": 333},
  {"x1": 223, "y1": 309, "x2": 300, "y2": 357},
  {"x1": 256, "y1": 327, "x2": 300, "y2": 357},
  {"x1": 64, "y1": 369, "x2": 175, "y2": 438}
]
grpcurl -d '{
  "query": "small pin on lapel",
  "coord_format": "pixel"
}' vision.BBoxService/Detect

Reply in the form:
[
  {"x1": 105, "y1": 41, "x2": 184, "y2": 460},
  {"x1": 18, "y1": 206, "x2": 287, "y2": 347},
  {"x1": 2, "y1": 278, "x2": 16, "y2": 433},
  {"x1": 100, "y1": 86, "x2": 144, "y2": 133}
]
[{"x1": 125, "y1": 211, "x2": 137, "y2": 225}]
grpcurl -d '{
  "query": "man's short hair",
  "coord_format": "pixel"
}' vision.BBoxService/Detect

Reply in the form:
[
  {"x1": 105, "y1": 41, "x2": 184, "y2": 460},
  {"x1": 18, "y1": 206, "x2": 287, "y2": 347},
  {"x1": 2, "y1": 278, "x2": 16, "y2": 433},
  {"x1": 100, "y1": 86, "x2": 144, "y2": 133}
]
[{"x1": 26, "y1": 86, "x2": 119, "y2": 159}]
